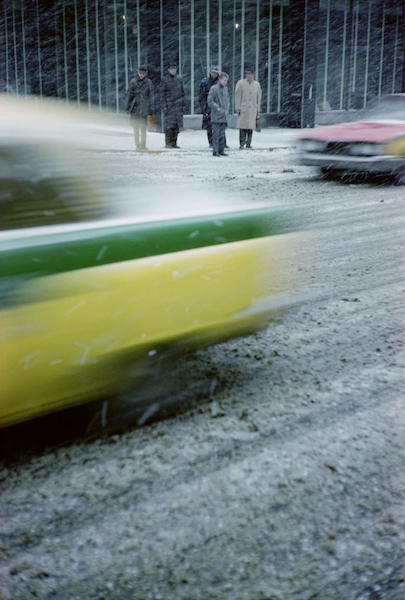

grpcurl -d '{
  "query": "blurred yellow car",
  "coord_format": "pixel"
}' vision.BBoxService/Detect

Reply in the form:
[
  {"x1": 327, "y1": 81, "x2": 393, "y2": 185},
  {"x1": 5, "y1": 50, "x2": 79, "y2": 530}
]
[{"x1": 0, "y1": 97, "x2": 301, "y2": 427}]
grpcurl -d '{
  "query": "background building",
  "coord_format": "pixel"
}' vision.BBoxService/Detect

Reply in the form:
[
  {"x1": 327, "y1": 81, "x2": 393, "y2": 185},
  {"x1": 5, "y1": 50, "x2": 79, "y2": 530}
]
[{"x1": 0, "y1": 0, "x2": 403, "y2": 127}]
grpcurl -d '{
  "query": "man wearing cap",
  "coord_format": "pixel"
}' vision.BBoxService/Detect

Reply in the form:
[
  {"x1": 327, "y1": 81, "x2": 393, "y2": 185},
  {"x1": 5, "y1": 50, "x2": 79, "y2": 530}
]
[
  {"x1": 160, "y1": 62, "x2": 187, "y2": 149},
  {"x1": 235, "y1": 68, "x2": 262, "y2": 149},
  {"x1": 207, "y1": 72, "x2": 230, "y2": 157},
  {"x1": 125, "y1": 66, "x2": 154, "y2": 151}
]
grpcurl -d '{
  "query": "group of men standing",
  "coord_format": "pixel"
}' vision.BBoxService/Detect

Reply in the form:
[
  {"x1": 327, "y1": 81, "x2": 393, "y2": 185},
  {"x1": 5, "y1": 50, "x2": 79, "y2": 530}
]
[{"x1": 125, "y1": 62, "x2": 261, "y2": 156}]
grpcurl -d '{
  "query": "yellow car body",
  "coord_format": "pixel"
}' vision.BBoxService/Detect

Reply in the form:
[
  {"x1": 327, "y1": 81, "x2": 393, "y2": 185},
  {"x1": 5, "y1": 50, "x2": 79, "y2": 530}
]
[
  {"x1": 0, "y1": 96, "x2": 302, "y2": 427},
  {"x1": 1, "y1": 229, "x2": 296, "y2": 427}
]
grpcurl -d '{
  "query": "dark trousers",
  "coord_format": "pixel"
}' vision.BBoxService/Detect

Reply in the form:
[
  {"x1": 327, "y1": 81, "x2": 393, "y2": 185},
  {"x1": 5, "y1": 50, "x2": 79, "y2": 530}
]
[
  {"x1": 132, "y1": 116, "x2": 147, "y2": 149},
  {"x1": 165, "y1": 126, "x2": 179, "y2": 148},
  {"x1": 207, "y1": 126, "x2": 226, "y2": 147},
  {"x1": 212, "y1": 122, "x2": 227, "y2": 154},
  {"x1": 239, "y1": 129, "x2": 253, "y2": 148}
]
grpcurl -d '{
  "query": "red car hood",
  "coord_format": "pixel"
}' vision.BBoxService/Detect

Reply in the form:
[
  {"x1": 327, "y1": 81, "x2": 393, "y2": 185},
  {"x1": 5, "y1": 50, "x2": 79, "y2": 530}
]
[{"x1": 299, "y1": 120, "x2": 405, "y2": 143}]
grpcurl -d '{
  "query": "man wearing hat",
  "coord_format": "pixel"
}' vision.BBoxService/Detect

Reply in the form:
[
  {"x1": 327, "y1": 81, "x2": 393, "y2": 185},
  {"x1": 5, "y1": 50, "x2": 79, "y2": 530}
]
[
  {"x1": 199, "y1": 66, "x2": 229, "y2": 149},
  {"x1": 125, "y1": 66, "x2": 154, "y2": 150},
  {"x1": 160, "y1": 62, "x2": 187, "y2": 149},
  {"x1": 235, "y1": 68, "x2": 262, "y2": 149},
  {"x1": 199, "y1": 66, "x2": 220, "y2": 148}
]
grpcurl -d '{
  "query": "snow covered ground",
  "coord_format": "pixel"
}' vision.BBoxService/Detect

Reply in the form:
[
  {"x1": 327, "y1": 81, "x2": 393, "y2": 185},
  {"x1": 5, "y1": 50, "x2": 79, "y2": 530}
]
[
  {"x1": 1, "y1": 124, "x2": 404, "y2": 600},
  {"x1": 75, "y1": 123, "x2": 298, "y2": 152}
]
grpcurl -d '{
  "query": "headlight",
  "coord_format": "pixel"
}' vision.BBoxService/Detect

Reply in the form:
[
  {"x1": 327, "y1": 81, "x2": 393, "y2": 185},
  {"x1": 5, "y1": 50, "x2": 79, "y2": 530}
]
[
  {"x1": 300, "y1": 139, "x2": 327, "y2": 152},
  {"x1": 348, "y1": 143, "x2": 384, "y2": 156},
  {"x1": 384, "y1": 137, "x2": 405, "y2": 158}
]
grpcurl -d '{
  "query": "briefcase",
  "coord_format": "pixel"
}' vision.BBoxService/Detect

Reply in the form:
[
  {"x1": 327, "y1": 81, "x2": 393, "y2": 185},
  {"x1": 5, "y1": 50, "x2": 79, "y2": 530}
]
[{"x1": 147, "y1": 115, "x2": 157, "y2": 132}]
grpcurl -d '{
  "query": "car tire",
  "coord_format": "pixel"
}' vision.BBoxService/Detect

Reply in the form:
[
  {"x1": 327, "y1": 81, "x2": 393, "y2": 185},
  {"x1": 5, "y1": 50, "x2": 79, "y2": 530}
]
[{"x1": 320, "y1": 167, "x2": 341, "y2": 181}]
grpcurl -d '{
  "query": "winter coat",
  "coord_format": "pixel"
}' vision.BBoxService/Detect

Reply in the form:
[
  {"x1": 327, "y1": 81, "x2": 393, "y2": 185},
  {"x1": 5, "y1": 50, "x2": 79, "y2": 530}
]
[
  {"x1": 199, "y1": 75, "x2": 218, "y2": 129},
  {"x1": 160, "y1": 73, "x2": 187, "y2": 130},
  {"x1": 235, "y1": 79, "x2": 262, "y2": 130},
  {"x1": 207, "y1": 82, "x2": 230, "y2": 124},
  {"x1": 125, "y1": 76, "x2": 154, "y2": 118}
]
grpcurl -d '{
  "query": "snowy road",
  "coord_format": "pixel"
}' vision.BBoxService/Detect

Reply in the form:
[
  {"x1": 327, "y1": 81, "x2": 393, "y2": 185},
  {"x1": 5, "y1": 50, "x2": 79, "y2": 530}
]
[{"x1": 1, "y1": 126, "x2": 404, "y2": 600}]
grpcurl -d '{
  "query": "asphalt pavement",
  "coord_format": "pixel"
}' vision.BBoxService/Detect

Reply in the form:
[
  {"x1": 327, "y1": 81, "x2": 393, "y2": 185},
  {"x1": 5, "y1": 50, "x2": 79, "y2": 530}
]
[{"x1": 1, "y1": 127, "x2": 404, "y2": 600}]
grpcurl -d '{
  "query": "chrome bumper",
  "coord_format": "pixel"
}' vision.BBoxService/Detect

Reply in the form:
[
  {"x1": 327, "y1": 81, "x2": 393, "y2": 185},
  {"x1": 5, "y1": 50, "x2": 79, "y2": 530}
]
[{"x1": 298, "y1": 152, "x2": 404, "y2": 174}]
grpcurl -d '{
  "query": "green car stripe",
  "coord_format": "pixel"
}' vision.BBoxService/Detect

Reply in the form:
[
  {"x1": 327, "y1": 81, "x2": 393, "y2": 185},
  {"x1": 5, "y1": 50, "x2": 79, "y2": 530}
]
[{"x1": 0, "y1": 208, "x2": 290, "y2": 279}]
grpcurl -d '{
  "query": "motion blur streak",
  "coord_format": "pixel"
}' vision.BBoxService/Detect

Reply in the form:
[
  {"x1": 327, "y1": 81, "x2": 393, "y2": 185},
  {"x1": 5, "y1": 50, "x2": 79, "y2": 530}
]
[{"x1": 0, "y1": 96, "x2": 304, "y2": 426}]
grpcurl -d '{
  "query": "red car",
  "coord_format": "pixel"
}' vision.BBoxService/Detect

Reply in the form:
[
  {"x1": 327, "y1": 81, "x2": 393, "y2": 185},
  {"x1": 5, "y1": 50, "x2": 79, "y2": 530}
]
[{"x1": 297, "y1": 94, "x2": 405, "y2": 184}]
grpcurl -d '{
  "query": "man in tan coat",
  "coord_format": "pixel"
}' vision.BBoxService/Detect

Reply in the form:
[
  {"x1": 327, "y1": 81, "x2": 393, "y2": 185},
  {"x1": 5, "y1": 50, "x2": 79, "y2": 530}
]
[{"x1": 235, "y1": 68, "x2": 262, "y2": 149}]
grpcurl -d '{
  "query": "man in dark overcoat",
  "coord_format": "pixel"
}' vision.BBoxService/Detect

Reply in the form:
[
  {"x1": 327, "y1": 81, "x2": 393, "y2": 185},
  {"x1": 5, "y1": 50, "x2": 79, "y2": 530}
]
[
  {"x1": 125, "y1": 66, "x2": 154, "y2": 150},
  {"x1": 160, "y1": 62, "x2": 187, "y2": 149},
  {"x1": 199, "y1": 66, "x2": 229, "y2": 149},
  {"x1": 199, "y1": 66, "x2": 219, "y2": 147}
]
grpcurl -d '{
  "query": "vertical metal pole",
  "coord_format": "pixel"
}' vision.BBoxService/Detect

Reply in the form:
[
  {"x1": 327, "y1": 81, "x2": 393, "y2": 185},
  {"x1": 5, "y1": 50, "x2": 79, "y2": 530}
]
[
  {"x1": 95, "y1": 0, "x2": 102, "y2": 109},
  {"x1": 36, "y1": 0, "x2": 42, "y2": 98},
  {"x1": 85, "y1": 0, "x2": 91, "y2": 109},
  {"x1": 323, "y1": 0, "x2": 330, "y2": 109},
  {"x1": 206, "y1": 0, "x2": 210, "y2": 75},
  {"x1": 363, "y1": 0, "x2": 371, "y2": 108},
  {"x1": 55, "y1": 6, "x2": 60, "y2": 99},
  {"x1": 74, "y1": 0, "x2": 80, "y2": 105},
  {"x1": 136, "y1": 0, "x2": 140, "y2": 68},
  {"x1": 392, "y1": 14, "x2": 399, "y2": 93},
  {"x1": 160, "y1": 0, "x2": 163, "y2": 78},
  {"x1": 277, "y1": 0, "x2": 283, "y2": 113},
  {"x1": 114, "y1": 0, "x2": 119, "y2": 113},
  {"x1": 218, "y1": 0, "x2": 222, "y2": 70},
  {"x1": 266, "y1": 0, "x2": 273, "y2": 113},
  {"x1": 12, "y1": 0, "x2": 18, "y2": 95},
  {"x1": 63, "y1": 1, "x2": 69, "y2": 103},
  {"x1": 191, "y1": 0, "x2": 194, "y2": 114},
  {"x1": 232, "y1": 0, "x2": 236, "y2": 113},
  {"x1": 160, "y1": 0, "x2": 164, "y2": 131},
  {"x1": 339, "y1": 0, "x2": 348, "y2": 109},
  {"x1": 352, "y1": 0, "x2": 359, "y2": 94},
  {"x1": 124, "y1": 0, "x2": 128, "y2": 91},
  {"x1": 103, "y1": 0, "x2": 109, "y2": 108},
  {"x1": 300, "y1": 0, "x2": 308, "y2": 128},
  {"x1": 255, "y1": 0, "x2": 260, "y2": 79},
  {"x1": 21, "y1": 1, "x2": 27, "y2": 96},
  {"x1": 4, "y1": 2, "x2": 9, "y2": 93},
  {"x1": 347, "y1": 0, "x2": 355, "y2": 108},
  {"x1": 378, "y1": 3, "x2": 385, "y2": 97},
  {"x1": 241, "y1": 0, "x2": 245, "y2": 79},
  {"x1": 178, "y1": 0, "x2": 182, "y2": 73}
]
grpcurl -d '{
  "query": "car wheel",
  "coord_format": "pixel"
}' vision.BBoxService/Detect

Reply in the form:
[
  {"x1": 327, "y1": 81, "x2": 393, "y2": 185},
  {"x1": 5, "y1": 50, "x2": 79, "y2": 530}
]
[{"x1": 320, "y1": 167, "x2": 341, "y2": 181}]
